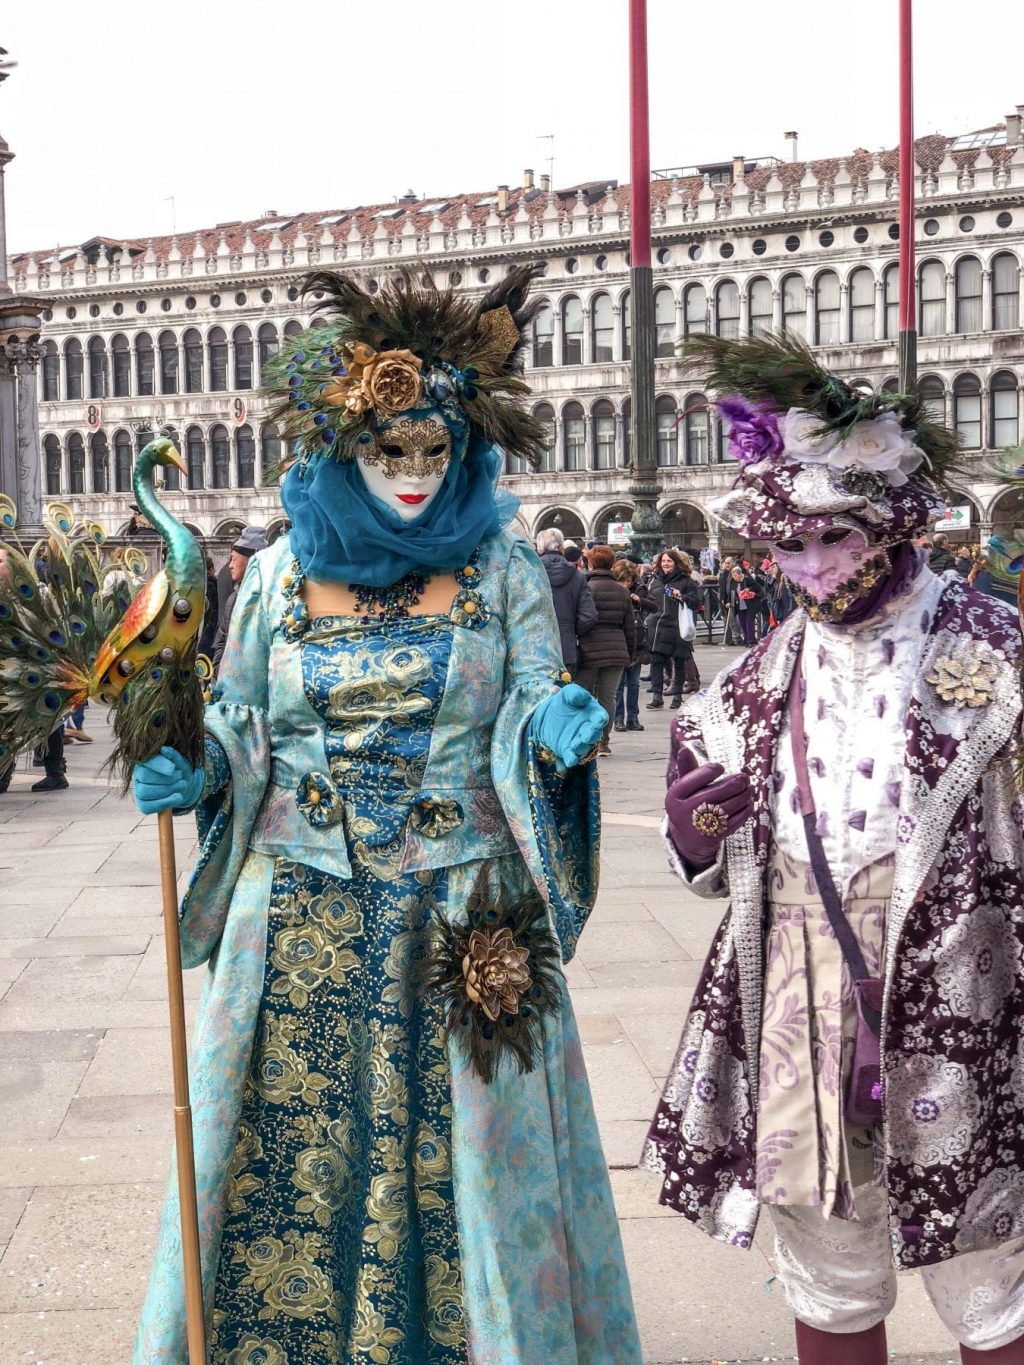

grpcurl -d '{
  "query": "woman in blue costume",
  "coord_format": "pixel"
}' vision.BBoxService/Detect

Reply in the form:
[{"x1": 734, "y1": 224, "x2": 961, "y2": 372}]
[{"x1": 131, "y1": 266, "x2": 642, "y2": 1364}]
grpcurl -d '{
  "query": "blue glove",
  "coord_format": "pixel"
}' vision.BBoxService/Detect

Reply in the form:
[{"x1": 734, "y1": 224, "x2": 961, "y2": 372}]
[
  {"x1": 132, "y1": 746, "x2": 205, "y2": 815},
  {"x1": 529, "y1": 684, "x2": 607, "y2": 772}
]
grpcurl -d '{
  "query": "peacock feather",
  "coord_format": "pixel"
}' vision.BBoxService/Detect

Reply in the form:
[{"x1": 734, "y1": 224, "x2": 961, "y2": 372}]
[
  {"x1": 683, "y1": 332, "x2": 962, "y2": 491},
  {"x1": 0, "y1": 439, "x2": 206, "y2": 788}
]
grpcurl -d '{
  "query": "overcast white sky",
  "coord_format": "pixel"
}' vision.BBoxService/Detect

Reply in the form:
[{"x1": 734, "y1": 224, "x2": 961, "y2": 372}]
[{"x1": 3, "y1": 0, "x2": 1021, "y2": 254}]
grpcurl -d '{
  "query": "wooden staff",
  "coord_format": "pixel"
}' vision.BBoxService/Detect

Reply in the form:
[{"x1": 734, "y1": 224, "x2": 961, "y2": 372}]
[{"x1": 157, "y1": 808, "x2": 207, "y2": 1363}]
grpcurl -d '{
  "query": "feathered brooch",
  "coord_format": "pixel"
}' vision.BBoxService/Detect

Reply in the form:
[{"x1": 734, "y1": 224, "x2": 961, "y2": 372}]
[{"x1": 422, "y1": 869, "x2": 562, "y2": 1083}]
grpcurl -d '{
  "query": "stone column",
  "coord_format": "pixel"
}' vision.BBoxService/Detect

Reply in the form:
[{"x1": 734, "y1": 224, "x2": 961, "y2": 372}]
[
  {"x1": 981, "y1": 269, "x2": 992, "y2": 332},
  {"x1": 2, "y1": 339, "x2": 44, "y2": 533}
]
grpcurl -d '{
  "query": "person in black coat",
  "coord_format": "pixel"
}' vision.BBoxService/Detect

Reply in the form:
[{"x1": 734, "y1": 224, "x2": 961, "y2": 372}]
[
  {"x1": 576, "y1": 545, "x2": 635, "y2": 751},
  {"x1": 611, "y1": 558, "x2": 654, "y2": 731},
  {"x1": 536, "y1": 529, "x2": 598, "y2": 675},
  {"x1": 727, "y1": 564, "x2": 762, "y2": 646},
  {"x1": 928, "y1": 532, "x2": 957, "y2": 575},
  {"x1": 647, "y1": 549, "x2": 702, "y2": 710},
  {"x1": 198, "y1": 554, "x2": 221, "y2": 661}
]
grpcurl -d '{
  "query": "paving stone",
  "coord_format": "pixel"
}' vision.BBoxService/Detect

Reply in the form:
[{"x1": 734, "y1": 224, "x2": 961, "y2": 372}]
[
  {"x1": 58, "y1": 1093, "x2": 175, "y2": 1141},
  {"x1": 0, "y1": 996, "x2": 183, "y2": 1032},
  {"x1": 0, "y1": 954, "x2": 139, "y2": 1006},
  {"x1": 620, "y1": 1012, "x2": 691, "y2": 1083},
  {"x1": 0, "y1": 1030, "x2": 102, "y2": 1141},
  {"x1": 0, "y1": 936, "x2": 151, "y2": 959},
  {"x1": 599, "y1": 1118, "x2": 650, "y2": 1169},
  {"x1": 576, "y1": 1012, "x2": 627, "y2": 1046},
  {"x1": 77, "y1": 1028, "x2": 185, "y2": 1098},
  {"x1": 581, "y1": 1039, "x2": 661, "y2": 1122},
  {"x1": 67, "y1": 886, "x2": 164, "y2": 916},
  {"x1": 0, "y1": 1138, "x2": 168, "y2": 1187},
  {"x1": 0, "y1": 1308, "x2": 138, "y2": 1363},
  {"x1": 0, "y1": 1183, "x2": 161, "y2": 1312},
  {"x1": 0, "y1": 1186, "x2": 31, "y2": 1255},
  {"x1": 577, "y1": 921, "x2": 688, "y2": 967}
]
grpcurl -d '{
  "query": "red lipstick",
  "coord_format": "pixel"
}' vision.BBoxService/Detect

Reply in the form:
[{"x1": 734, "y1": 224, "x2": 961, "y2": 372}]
[{"x1": 397, "y1": 494, "x2": 428, "y2": 504}]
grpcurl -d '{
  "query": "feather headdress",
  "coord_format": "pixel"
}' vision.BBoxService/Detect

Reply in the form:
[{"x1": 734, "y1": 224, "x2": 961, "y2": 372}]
[
  {"x1": 265, "y1": 265, "x2": 547, "y2": 474},
  {"x1": 685, "y1": 331, "x2": 962, "y2": 489}
]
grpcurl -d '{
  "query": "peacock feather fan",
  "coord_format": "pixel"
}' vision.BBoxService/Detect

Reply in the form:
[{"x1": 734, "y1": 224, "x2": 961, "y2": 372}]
[
  {"x1": 0, "y1": 503, "x2": 131, "y2": 768},
  {"x1": 421, "y1": 867, "x2": 562, "y2": 1084},
  {"x1": 683, "y1": 332, "x2": 962, "y2": 491},
  {"x1": 264, "y1": 264, "x2": 547, "y2": 476}
]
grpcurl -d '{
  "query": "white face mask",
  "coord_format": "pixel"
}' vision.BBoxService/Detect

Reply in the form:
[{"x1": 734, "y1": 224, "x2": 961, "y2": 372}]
[{"x1": 355, "y1": 416, "x2": 452, "y2": 523}]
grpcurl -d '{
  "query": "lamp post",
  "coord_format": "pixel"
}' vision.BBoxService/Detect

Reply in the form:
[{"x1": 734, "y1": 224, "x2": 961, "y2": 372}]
[
  {"x1": 626, "y1": 0, "x2": 664, "y2": 561},
  {"x1": 897, "y1": 0, "x2": 917, "y2": 393}
]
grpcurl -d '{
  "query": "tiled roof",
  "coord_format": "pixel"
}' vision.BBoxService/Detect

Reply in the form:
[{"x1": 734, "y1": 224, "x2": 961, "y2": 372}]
[{"x1": 9, "y1": 125, "x2": 1017, "y2": 270}]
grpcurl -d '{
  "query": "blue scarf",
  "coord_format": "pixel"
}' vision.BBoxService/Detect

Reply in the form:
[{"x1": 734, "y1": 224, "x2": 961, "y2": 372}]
[{"x1": 281, "y1": 437, "x2": 519, "y2": 587}]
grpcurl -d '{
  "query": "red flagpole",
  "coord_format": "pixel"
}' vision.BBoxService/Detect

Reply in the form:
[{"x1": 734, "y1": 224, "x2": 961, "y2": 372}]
[
  {"x1": 629, "y1": 0, "x2": 652, "y2": 270},
  {"x1": 898, "y1": 0, "x2": 917, "y2": 392}
]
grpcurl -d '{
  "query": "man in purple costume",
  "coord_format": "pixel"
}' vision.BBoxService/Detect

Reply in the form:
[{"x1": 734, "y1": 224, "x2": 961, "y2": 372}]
[{"x1": 641, "y1": 335, "x2": 1024, "y2": 1365}]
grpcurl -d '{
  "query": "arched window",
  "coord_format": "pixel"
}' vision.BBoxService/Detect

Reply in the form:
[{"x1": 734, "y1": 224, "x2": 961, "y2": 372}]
[
  {"x1": 991, "y1": 371, "x2": 1020, "y2": 448},
  {"x1": 211, "y1": 424, "x2": 230, "y2": 487},
  {"x1": 261, "y1": 423, "x2": 282, "y2": 479},
  {"x1": 954, "y1": 257, "x2": 982, "y2": 333},
  {"x1": 656, "y1": 395, "x2": 678, "y2": 467},
  {"x1": 814, "y1": 271, "x2": 840, "y2": 345},
  {"x1": 749, "y1": 278, "x2": 772, "y2": 336},
  {"x1": 43, "y1": 435, "x2": 61, "y2": 494},
  {"x1": 993, "y1": 253, "x2": 1020, "y2": 331},
  {"x1": 621, "y1": 291, "x2": 632, "y2": 361},
  {"x1": 781, "y1": 274, "x2": 806, "y2": 337},
  {"x1": 114, "y1": 430, "x2": 133, "y2": 492},
  {"x1": 882, "y1": 263, "x2": 899, "y2": 340},
  {"x1": 715, "y1": 281, "x2": 739, "y2": 339},
  {"x1": 534, "y1": 404, "x2": 556, "y2": 474},
  {"x1": 87, "y1": 337, "x2": 108, "y2": 399},
  {"x1": 591, "y1": 294, "x2": 614, "y2": 363},
  {"x1": 882, "y1": 376, "x2": 899, "y2": 394},
  {"x1": 283, "y1": 320, "x2": 304, "y2": 342},
  {"x1": 683, "y1": 284, "x2": 707, "y2": 337},
  {"x1": 849, "y1": 268, "x2": 875, "y2": 343},
  {"x1": 563, "y1": 401, "x2": 585, "y2": 470},
  {"x1": 257, "y1": 323, "x2": 279, "y2": 379},
  {"x1": 561, "y1": 298, "x2": 583, "y2": 366},
  {"x1": 208, "y1": 327, "x2": 228, "y2": 392},
  {"x1": 236, "y1": 424, "x2": 256, "y2": 488},
  {"x1": 655, "y1": 286, "x2": 676, "y2": 354},
  {"x1": 135, "y1": 333, "x2": 155, "y2": 396},
  {"x1": 233, "y1": 325, "x2": 254, "y2": 390},
  {"x1": 684, "y1": 394, "x2": 710, "y2": 466},
  {"x1": 953, "y1": 374, "x2": 981, "y2": 449},
  {"x1": 111, "y1": 334, "x2": 131, "y2": 397},
  {"x1": 532, "y1": 302, "x2": 554, "y2": 367},
  {"x1": 157, "y1": 331, "x2": 178, "y2": 395},
  {"x1": 65, "y1": 339, "x2": 84, "y2": 401},
  {"x1": 42, "y1": 342, "x2": 60, "y2": 401},
  {"x1": 593, "y1": 400, "x2": 616, "y2": 469},
  {"x1": 68, "y1": 432, "x2": 85, "y2": 494},
  {"x1": 919, "y1": 261, "x2": 946, "y2": 337},
  {"x1": 185, "y1": 426, "x2": 206, "y2": 489},
  {"x1": 90, "y1": 431, "x2": 109, "y2": 493},
  {"x1": 183, "y1": 329, "x2": 203, "y2": 393},
  {"x1": 918, "y1": 374, "x2": 945, "y2": 425}
]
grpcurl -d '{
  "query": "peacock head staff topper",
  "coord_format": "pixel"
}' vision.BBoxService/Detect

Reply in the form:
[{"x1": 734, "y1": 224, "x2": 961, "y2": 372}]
[{"x1": 264, "y1": 264, "x2": 549, "y2": 497}]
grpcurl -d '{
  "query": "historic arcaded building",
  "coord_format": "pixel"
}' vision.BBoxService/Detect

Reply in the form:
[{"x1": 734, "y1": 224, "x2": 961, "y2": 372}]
[{"x1": 7, "y1": 106, "x2": 1024, "y2": 554}]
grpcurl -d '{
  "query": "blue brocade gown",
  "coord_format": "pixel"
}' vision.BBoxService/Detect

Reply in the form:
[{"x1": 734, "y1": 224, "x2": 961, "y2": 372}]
[{"x1": 209, "y1": 612, "x2": 466, "y2": 1364}]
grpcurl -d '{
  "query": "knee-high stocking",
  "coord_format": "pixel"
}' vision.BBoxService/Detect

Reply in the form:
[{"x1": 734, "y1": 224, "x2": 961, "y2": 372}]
[{"x1": 960, "y1": 1339, "x2": 1024, "y2": 1363}]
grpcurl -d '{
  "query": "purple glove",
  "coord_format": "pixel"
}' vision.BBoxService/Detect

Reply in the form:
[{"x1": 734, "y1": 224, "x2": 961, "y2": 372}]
[{"x1": 665, "y1": 748, "x2": 753, "y2": 869}]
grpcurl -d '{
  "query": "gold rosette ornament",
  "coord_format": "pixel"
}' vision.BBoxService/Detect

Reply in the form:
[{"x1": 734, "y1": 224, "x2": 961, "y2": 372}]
[
  {"x1": 925, "y1": 645, "x2": 1000, "y2": 709},
  {"x1": 322, "y1": 343, "x2": 423, "y2": 418},
  {"x1": 461, "y1": 927, "x2": 532, "y2": 1022}
]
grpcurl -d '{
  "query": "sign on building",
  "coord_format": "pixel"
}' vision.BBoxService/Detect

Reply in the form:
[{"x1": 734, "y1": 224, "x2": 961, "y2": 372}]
[
  {"x1": 232, "y1": 397, "x2": 247, "y2": 427},
  {"x1": 935, "y1": 505, "x2": 972, "y2": 533},
  {"x1": 86, "y1": 403, "x2": 102, "y2": 432},
  {"x1": 607, "y1": 520, "x2": 633, "y2": 543}
]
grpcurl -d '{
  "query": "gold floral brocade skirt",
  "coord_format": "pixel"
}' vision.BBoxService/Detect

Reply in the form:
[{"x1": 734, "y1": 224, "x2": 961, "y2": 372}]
[{"x1": 755, "y1": 850, "x2": 892, "y2": 1219}]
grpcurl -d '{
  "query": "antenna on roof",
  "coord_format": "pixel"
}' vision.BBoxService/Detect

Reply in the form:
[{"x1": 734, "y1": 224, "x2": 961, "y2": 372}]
[{"x1": 537, "y1": 133, "x2": 555, "y2": 191}]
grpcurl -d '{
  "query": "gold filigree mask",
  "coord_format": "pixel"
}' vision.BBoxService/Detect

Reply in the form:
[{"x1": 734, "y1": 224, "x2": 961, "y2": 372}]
[{"x1": 363, "y1": 418, "x2": 453, "y2": 480}]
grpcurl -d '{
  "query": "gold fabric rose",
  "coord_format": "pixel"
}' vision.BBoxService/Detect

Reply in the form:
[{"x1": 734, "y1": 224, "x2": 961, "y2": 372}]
[
  {"x1": 461, "y1": 927, "x2": 532, "y2": 1022},
  {"x1": 321, "y1": 342, "x2": 422, "y2": 417}
]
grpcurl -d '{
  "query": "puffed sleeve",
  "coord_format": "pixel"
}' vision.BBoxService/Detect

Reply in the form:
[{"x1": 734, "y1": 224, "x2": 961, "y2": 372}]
[{"x1": 490, "y1": 539, "x2": 600, "y2": 961}]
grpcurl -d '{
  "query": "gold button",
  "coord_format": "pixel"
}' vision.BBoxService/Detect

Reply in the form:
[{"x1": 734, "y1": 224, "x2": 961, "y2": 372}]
[
  {"x1": 308, "y1": 789, "x2": 321, "y2": 805},
  {"x1": 463, "y1": 600, "x2": 477, "y2": 614},
  {"x1": 282, "y1": 575, "x2": 293, "y2": 588},
  {"x1": 463, "y1": 566, "x2": 475, "y2": 576}
]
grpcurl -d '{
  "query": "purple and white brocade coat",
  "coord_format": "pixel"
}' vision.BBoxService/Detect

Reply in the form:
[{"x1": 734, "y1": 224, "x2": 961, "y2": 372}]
[{"x1": 641, "y1": 575, "x2": 1024, "y2": 1270}]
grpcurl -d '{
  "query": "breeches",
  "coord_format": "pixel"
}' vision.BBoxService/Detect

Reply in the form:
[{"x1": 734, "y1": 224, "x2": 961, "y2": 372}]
[{"x1": 769, "y1": 1183, "x2": 1024, "y2": 1349}]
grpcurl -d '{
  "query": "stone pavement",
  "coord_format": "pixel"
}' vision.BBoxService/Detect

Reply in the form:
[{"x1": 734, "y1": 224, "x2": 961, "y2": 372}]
[{"x1": 0, "y1": 645, "x2": 960, "y2": 1364}]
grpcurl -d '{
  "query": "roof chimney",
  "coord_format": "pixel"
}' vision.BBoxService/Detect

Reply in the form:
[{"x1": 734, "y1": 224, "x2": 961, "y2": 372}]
[
  {"x1": 784, "y1": 131, "x2": 799, "y2": 162},
  {"x1": 1008, "y1": 111, "x2": 1023, "y2": 148},
  {"x1": 731, "y1": 155, "x2": 745, "y2": 181},
  {"x1": 523, "y1": 168, "x2": 535, "y2": 189},
  {"x1": 540, "y1": 173, "x2": 551, "y2": 194},
  {"x1": 497, "y1": 184, "x2": 509, "y2": 212}
]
